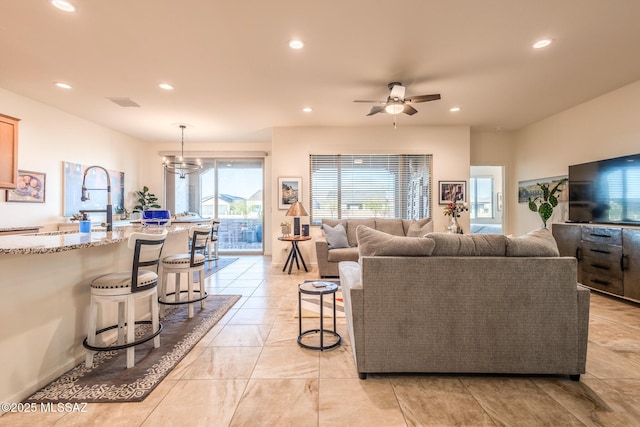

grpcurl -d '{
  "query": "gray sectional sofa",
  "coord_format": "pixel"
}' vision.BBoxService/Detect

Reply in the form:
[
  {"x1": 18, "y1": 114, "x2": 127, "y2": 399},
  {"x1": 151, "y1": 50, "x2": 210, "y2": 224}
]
[
  {"x1": 315, "y1": 217, "x2": 433, "y2": 278},
  {"x1": 338, "y1": 226, "x2": 590, "y2": 380}
]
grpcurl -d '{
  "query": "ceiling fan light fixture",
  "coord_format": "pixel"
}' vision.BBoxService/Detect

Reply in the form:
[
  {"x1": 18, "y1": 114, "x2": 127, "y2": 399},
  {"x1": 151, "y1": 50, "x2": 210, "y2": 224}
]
[{"x1": 385, "y1": 104, "x2": 404, "y2": 115}]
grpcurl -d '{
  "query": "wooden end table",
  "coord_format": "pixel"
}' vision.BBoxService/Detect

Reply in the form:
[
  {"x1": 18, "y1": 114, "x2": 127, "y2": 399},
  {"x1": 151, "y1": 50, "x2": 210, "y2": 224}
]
[{"x1": 278, "y1": 235, "x2": 312, "y2": 274}]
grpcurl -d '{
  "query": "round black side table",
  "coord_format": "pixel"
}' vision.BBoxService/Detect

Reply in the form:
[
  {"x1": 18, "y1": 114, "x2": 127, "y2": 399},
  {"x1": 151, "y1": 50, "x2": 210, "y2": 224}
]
[{"x1": 297, "y1": 281, "x2": 342, "y2": 351}]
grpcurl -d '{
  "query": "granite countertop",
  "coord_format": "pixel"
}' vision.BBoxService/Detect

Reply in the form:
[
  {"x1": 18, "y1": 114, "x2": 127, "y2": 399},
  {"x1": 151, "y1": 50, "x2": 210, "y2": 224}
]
[
  {"x1": 0, "y1": 226, "x2": 43, "y2": 232},
  {"x1": 0, "y1": 224, "x2": 191, "y2": 255}
]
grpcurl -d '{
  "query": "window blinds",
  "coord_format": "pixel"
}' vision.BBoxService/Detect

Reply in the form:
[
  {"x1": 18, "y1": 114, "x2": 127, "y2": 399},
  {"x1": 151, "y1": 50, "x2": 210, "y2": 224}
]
[{"x1": 309, "y1": 154, "x2": 432, "y2": 224}]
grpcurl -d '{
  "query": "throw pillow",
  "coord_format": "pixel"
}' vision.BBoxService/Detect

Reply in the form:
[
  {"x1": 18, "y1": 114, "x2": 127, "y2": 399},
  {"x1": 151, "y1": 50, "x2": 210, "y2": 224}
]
[
  {"x1": 506, "y1": 228, "x2": 560, "y2": 257},
  {"x1": 357, "y1": 225, "x2": 435, "y2": 257},
  {"x1": 426, "y1": 233, "x2": 507, "y2": 256},
  {"x1": 322, "y1": 223, "x2": 349, "y2": 249},
  {"x1": 405, "y1": 218, "x2": 434, "y2": 237},
  {"x1": 346, "y1": 219, "x2": 375, "y2": 247}
]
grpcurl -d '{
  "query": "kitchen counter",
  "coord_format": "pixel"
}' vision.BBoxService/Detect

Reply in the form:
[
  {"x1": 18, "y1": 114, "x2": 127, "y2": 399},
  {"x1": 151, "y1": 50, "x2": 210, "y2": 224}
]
[
  {"x1": 0, "y1": 224, "x2": 191, "y2": 403},
  {"x1": 0, "y1": 224, "x2": 193, "y2": 255},
  {"x1": 0, "y1": 226, "x2": 43, "y2": 236}
]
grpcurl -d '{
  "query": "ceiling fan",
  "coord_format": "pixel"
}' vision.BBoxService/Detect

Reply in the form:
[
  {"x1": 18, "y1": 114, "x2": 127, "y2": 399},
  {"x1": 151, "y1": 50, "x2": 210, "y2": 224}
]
[{"x1": 354, "y1": 82, "x2": 441, "y2": 116}]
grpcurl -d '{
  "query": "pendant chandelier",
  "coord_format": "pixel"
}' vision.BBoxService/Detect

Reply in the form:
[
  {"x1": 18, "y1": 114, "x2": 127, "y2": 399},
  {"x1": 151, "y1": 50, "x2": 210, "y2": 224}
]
[{"x1": 162, "y1": 124, "x2": 202, "y2": 179}]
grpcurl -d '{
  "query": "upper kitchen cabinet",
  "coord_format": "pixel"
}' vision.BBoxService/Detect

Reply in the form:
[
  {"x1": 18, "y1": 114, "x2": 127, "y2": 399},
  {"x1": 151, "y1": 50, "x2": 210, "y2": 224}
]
[{"x1": 0, "y1": 114, "x2": 20, "y2": 189}]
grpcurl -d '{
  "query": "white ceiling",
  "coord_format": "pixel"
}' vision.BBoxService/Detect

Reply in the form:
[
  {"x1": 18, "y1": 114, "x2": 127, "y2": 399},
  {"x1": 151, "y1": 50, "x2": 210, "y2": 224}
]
[{"x1": 1, "y1": 0, "x2": 640, "y2": 143}]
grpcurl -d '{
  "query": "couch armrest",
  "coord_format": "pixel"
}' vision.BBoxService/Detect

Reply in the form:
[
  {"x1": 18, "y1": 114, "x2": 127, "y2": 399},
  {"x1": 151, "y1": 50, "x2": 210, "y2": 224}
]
[
  {"x1": 339, "y1": 261, "x2": 365, "y2": 372},
  {"x1": 576, "y1": 284, "x2": 591, "y2": 373},
  {"x1": 315, "y1": 237, "x2": 331, "y2": 278}
]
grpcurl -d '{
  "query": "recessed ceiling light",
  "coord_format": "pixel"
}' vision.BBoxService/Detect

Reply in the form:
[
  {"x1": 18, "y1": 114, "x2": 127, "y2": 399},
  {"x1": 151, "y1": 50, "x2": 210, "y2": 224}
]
[
  {"x1": 159, "y1": 83, "x2": 174, "y2": 90},
  {"x1": 54, "y1": 82, "x2": 72, "y2": 89},
  {"x1": 533, "y1": 39, "x2": 553, "y2": 49},
  {"x1": 51, "y1": 0, "x2": 76, "y2": 12},
  {"x1": 289, "y1": 40, "x2": 304, "y2": 49},
  {"x1": 450, "y1": 107, "x2": 461, "y2": 112},
  {"x1": 302, "y1": 107, "x2": 312, "y2": 113}
]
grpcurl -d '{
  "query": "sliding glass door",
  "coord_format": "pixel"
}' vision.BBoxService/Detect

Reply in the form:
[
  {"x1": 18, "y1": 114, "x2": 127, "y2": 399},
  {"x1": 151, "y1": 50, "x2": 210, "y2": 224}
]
[{"x1": 167, "y1": 158, "x2": 263, "y2": 253}]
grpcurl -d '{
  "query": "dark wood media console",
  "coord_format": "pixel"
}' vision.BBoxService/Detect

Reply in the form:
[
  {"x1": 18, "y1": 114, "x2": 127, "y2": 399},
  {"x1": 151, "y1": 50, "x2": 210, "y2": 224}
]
[{"x1": 553, "y1": 223, "x2": 640, "y2": 302}]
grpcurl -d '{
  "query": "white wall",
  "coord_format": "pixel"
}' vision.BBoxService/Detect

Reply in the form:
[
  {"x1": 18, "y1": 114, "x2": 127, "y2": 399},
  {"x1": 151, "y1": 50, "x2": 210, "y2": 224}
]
[
  {"x1": 271, "y1": 125, "x2": 471, "y2": 267},
  {"x1": 0, "y1": 88, "x2": 147, "y2": 230},
  {"x1": 511, "y1": 80, "x2": 640, "y2": 235}
]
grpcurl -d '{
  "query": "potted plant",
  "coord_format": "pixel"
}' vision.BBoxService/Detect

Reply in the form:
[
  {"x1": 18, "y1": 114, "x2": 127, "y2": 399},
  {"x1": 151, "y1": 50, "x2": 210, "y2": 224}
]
[
  {"x1": 133, "y1": 186, "x2": 161, "y2": 213},
  {"x1": 528, "y1": 178, "x2": 567, "y2": 228}
]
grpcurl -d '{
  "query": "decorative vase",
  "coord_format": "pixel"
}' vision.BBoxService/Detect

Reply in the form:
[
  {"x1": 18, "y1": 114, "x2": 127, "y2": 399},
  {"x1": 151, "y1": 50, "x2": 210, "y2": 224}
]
[{"x1": 448, "y1": 215, "x2": 463, "y2": 234}]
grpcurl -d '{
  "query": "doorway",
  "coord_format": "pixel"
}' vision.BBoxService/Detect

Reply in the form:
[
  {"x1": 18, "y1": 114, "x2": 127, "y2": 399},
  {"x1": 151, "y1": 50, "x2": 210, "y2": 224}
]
[{"x1": 469, "y1": 165, "x2": 504, "y2": 234}]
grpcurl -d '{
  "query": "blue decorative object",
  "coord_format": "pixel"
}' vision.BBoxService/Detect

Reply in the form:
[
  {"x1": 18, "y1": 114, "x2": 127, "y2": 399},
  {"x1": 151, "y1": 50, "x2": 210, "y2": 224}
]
[{"x1": 142, "y1": 210, "x2": 171, "y2": 227}]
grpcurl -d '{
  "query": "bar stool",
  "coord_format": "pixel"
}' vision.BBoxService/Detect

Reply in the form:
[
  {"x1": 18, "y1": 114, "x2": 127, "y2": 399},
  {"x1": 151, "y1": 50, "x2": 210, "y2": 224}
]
[
  {"x1": 206, "y1": 218, "x2": 220, "y2": 267},
  {"x1": 160, "y1": 225, "x2": 211, "y2": 318},
  {"x1": 84, "y1": 230, "x2": 167, "y2": 369}
]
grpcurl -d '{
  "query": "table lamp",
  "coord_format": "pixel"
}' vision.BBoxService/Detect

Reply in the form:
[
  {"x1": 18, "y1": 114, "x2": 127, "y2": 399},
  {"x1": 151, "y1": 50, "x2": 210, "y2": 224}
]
[{"x1": 286, "y1": 202, "x2": 309, "y2": 236}]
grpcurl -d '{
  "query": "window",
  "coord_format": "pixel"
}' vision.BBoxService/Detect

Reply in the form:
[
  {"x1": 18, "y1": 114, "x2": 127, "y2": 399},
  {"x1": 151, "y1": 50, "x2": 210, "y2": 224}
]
[
  {"x1": 309, "y1": 154, "x2": 432, "y2": 224},
  {"x1": 469, "y1": 177, "x2": 494, "y2": 219}
]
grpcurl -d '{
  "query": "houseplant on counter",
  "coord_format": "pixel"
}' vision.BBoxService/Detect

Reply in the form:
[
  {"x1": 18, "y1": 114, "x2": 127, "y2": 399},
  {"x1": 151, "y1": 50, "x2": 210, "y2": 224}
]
[
  {"x1": 528, "y1": 178, "x2": 567, "y2": 228},
  {"x1": 133, "y1": 186, "x2": 161, "y2": 213}
]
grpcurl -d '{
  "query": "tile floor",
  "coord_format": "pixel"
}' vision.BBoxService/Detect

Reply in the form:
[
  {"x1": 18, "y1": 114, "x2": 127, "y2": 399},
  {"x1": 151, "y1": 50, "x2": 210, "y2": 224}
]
[{"x1": 3, "y1": 255, "x2": 640, "y2": 426}]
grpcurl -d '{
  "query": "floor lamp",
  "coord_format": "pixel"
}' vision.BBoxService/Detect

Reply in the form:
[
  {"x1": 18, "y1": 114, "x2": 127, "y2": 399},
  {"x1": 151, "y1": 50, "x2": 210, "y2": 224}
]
[{"x1": 286, "y1": 202, "x2": 309, "y2": 236}]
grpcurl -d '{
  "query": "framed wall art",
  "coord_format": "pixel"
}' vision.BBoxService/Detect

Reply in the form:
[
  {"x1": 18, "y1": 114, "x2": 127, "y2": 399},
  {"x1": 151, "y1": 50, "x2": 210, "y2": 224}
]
[
  {"x1": 6, "y1": 170, "x2": 46, "y2": 203},
  {"x1": 439, "y1": 180, "x2": 466, "y2": 204},
  {"x1": 278, "y1": 176, "x2": 301, "y2": 210}
]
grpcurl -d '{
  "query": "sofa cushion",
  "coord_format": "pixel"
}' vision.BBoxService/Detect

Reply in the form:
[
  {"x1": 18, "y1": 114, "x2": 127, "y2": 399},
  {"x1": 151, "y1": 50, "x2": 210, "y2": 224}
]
[
  {"x1": 357, "y1": 225, "x2": 435, "y2": 257},
  {"x1": 375, "y1": 218, "x2": 405, "y2": 236},
  {"x1": 322, "y1": 223, "x2": 349, "y2": 249},
  {"x1": 426, "y1": 233, "x2": 507, "y2": 256},
  {"x1": 346, "y1": 219, "x2": 376, "y2": 247},
  {"x1": 403, "y1": 218, "x2": 434, "y2": 237},
  {"x1": 327, "y1": 247, "x2": 360, "y2": 262},
  {"x1": 506, "y1": 228, "x2": 560, "y2": 257}
]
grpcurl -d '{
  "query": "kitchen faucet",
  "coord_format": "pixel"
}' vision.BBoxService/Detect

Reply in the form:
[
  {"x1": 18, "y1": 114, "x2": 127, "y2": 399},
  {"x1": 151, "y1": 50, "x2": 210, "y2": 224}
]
[{"x1": 79, "y1": 165, "x2": 113, "y2": 232}]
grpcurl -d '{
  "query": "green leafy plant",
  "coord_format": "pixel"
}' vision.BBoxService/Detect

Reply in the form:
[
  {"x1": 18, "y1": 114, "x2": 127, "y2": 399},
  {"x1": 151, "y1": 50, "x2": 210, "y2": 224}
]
[
  {"x1": 133, "y1": 186, "x2": 161, "y2": 212},
  {"x1": 528, "y1": 178, "x2": 567, "y2": 227}
]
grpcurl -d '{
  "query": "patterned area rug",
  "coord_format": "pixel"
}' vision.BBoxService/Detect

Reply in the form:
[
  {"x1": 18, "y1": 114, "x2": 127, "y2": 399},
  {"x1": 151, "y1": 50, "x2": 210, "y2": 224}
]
[
  {"x1": 294, "y1": 280, "x2": 345, "y2": 318},
  {"x1": 203, "y1": 257, "x2": 238, "y2": 278},
  {"x1": 24, "y1": 294, "x2": 240, "y2": 403}
]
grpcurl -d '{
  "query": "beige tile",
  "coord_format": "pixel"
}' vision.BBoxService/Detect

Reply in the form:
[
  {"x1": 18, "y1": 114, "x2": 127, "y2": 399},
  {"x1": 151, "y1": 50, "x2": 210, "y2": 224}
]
[
  {"x1": 182, "y1": 347, "x2": 262, "y2": 379},
  {"x1": 141, "y1": 379, "x2": 247, "y2": 427},
  {"x1": 319, "y1": 345, "x2": 359, "y2": 379},
  {"x1": 251, "y1": 346, "x2": 319, "y2": 378},
  {"x1": 391, "y1": 376, "x2": 496, "y2": 426},
  {"x1": 230, "y1": 379, "x2": 318, "y2": 426},
  {"x1": 462, "y1": 377, "x2": 584, "y2": 426},
  {"x1": 165, "y1": 346, "x2": 206, "y2": 380},
  {"x1": 0, "y1": 408, "x2": 67, "y2": 427},
  {"x1": 227, "y1": 308, "x2": 280, "y2": 325},
  {"x1": 265, "y1": 319, "x2": 300, "y2": 347},
  {"x1": 241, "y1": 296, "x2": 284, "y2": 309},
  {"x1": 535, "y1": 377, "x2": 640, "y2": 426},
  {"x1": 209, "y1": 324, "x2": 272, "y2": 347},
  {"x1": 319, "y1": 378, "x2": 406, "y2": 426}
]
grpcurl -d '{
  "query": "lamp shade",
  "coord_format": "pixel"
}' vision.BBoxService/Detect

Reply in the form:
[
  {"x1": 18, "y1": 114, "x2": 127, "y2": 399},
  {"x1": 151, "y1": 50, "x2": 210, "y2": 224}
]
[{"x1": 285, "y1": 202, "x2": 309, "y2": 217}]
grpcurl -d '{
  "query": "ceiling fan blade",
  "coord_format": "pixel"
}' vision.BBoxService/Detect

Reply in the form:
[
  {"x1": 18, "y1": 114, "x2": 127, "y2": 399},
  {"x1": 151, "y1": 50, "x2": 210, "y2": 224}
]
[
  {"x1": 405, "y1": 93, "x2": 441, "y2": 103},
  {"x1": 353, "y1": 100, "x2": 385, "y2": 103},
  {"x1": 367, "y1": 106, "x2": 386, "y2": 116},
  {"x1": 403, "y1": 105, "x2": 418, "y2": 115},
  {"x1": 389, "y1": 84, "x2": 406, "y2": 100}
]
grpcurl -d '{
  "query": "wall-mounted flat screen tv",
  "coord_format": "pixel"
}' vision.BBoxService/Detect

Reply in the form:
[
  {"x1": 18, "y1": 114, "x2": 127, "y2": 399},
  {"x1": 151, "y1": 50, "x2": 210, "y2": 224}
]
[{"x1": 568, "y1": 153, "x2": 640, "y2": 224}]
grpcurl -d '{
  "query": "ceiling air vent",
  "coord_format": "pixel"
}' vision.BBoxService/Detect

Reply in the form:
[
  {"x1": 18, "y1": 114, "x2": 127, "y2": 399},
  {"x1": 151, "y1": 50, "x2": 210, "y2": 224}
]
[{"x1": 106, "y1": 97, "x2": 141, "y2": 107}]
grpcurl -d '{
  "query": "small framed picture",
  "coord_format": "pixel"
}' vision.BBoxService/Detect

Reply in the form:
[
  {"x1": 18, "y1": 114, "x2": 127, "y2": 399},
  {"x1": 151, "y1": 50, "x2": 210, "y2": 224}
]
[
  {"x1": 439, "y1": 180, "x2": 466, "y2": 204},
  {"x1": 278, "y1": 177, "x2": 301, "y2": 210},
  {"x1": 6, "y1": 170, "x2": 46, "y2": 203}
]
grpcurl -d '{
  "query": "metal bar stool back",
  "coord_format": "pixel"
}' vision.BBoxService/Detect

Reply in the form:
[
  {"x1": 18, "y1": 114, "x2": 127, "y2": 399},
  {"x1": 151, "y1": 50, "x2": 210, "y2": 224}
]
[
  {"x1": 206, "y1": 218, "x2": 220, "y2": 267},
  {"x1": 84, "y1": 230, "x2": 167, "y2": 369},
  {"x1": 160, "y1": 225, "x2": 211, "y2": 318}
]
